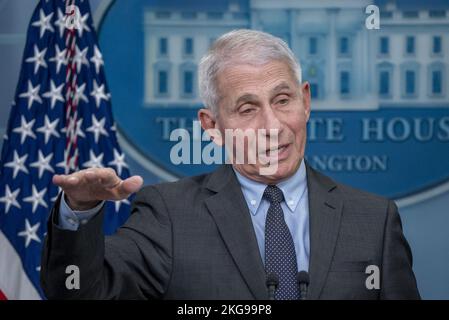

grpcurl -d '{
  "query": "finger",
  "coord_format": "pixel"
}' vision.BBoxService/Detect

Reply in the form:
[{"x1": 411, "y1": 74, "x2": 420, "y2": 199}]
[
  {"x1": 52, "y1": 174, "x2": 64, "y2": 186},
  {"x1": 82, "y1": 168, "x2": 118, "y2": 188},
  {"x1": 52, "y1": 173, "x2": 81, "y2": 190},
  {"x1": 83, "y1": 168, "x2": 102, "y2": 183},
  {"x1": 97, "y1": 168, "x2": 121, "y2": 188},
  {"x1": 116, "y1": 175, "x2": 143, "y2": 198}
]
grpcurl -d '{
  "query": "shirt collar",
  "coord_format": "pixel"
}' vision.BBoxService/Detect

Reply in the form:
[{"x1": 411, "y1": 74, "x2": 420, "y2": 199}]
[{"x1": 233, "y1": 158, "x2": 308, "y2": 215}]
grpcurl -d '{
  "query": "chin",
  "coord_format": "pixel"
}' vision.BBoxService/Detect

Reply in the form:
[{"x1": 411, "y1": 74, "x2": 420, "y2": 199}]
[
  {"x1": 274, "y1": 167, "x2": 295, "y2": 182},
  {"x1": 258, "y1": 160, "x2": 299, "y2": 184}
]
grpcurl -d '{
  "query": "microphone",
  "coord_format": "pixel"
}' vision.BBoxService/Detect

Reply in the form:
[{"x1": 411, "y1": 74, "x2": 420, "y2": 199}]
[
  {"x1": 266, "y1": 273, "x2": 279, "y2": 300},
  {"x1": 297, "y1": 271, "x2": 309, "y2": 300}
]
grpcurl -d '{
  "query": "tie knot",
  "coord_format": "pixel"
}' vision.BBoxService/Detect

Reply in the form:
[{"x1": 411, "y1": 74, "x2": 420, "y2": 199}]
[{"x1": 263, "y1": 185, "x2": 284, "y2": 204}]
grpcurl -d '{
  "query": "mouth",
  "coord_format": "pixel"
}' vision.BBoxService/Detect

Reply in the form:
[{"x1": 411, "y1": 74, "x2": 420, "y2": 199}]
[{"x1": 262, "y1": 143, "x2": 291, "y2": 160}]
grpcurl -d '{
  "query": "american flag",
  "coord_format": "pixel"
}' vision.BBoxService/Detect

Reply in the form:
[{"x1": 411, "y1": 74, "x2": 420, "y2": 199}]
[{"x1": 0, "y1": 0, "x2": 132, "y2": 299}]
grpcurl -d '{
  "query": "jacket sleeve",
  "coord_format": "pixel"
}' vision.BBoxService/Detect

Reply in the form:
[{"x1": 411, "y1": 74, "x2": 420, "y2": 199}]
[
  {"x1": 40, "y1": 185, "x2": 173, "y2": 299},
  {"x1": 379, "y1": 200, "x2": 420, "y2": 299}
]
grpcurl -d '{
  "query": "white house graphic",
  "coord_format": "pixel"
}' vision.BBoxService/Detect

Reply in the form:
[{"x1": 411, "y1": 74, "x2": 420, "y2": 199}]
[{"x1": 143, "y1": 0, "x2": 448, "y2": 110}]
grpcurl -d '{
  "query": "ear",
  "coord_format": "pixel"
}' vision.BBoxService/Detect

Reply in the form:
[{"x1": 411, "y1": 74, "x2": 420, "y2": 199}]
[
  {"x1": 301, "y1": 82, "x2": 311, "y2": 122},
  {"x1": 198, "y1": 108, "x2": 223, "y2": 146}
]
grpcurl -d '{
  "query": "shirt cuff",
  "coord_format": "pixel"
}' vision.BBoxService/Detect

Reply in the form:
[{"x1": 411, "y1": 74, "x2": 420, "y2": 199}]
[{"x1": 58, "y1": 192, "x2": 105, "y2": 231}]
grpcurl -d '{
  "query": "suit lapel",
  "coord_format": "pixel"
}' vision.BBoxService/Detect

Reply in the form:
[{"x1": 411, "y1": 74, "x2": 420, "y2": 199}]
[
  {"x1": 204, "y1": 165, "x2": 268, "y2": 300},
  {"x1": 203, "y1": 163, "x2": 344, "y2": 300},
  {"x1": 305, "y1": 163, "x2": 343, "y2": 299}
]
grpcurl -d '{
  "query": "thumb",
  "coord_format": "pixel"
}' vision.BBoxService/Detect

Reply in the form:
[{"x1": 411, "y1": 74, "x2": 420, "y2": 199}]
[{"x1": 117, "y1": 175, "x2": 143, "y2": 197}]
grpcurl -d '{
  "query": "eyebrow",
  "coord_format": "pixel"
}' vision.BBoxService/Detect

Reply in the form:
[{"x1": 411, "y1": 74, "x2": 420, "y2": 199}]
[
  {"x1": 233, "y1": 82, "x2": 293, "y2": 107},
  {"x1": 270, "y1": 82, "x2": 292, "y2": 96},
  {"x1": 235, "y1": 93, "x2": 259, "y2": 107}
]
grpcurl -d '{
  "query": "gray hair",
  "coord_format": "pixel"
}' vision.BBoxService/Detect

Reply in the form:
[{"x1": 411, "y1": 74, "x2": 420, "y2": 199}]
[{"x1": 198, "y1": 29, "x2": 302, "y2": 116}]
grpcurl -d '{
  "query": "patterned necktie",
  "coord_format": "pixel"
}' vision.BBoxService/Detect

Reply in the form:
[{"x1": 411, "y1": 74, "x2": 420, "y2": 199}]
[{"x1": 264, "y1": 185, "x2": 300, "y2": 300}]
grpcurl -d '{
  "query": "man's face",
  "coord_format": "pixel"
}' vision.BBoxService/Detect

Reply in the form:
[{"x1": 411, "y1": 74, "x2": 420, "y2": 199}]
[{"x1": 201, "y1": 60, "x2": 311, "y2": 184}]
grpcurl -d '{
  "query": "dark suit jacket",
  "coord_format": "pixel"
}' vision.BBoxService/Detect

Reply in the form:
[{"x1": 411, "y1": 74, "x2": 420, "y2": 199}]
[{"x1": 41, "y1": 163, "x2": 420, "y2": 299}]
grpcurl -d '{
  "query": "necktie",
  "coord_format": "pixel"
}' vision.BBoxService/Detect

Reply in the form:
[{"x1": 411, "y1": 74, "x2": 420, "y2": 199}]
[{"x1": 264, "y1": 185, "x2": 299, "y2": 300}]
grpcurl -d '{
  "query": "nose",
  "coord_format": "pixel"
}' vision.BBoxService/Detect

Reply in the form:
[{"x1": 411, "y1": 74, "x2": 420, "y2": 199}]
[{"x1": 262, "y1": 105, "x2": 283, "y2": 138}]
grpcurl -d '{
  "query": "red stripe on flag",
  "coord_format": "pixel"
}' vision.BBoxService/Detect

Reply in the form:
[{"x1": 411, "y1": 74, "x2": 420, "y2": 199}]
[{"x1": 0, "y1": 289, "x2": 7, "y2": 300}]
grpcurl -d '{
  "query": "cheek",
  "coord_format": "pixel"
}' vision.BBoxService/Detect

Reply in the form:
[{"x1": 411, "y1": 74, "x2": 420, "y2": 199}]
[{"x1": 285, "y1": 113, "x2": 307, "y2": 138}]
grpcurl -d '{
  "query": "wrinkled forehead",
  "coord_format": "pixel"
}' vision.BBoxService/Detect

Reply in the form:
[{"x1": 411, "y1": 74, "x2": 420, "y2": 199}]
[{"x1": 216, "y1": 60, "x2": 299, "y2": 100}]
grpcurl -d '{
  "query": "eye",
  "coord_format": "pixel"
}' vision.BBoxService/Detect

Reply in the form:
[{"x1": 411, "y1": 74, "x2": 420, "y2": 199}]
[
  {"x1": 239, "y1": 105, "x2": 256, "y2": 115},
  {"x1": 241, "y1": 109, "x2": 254, "y2": 115},
  {"x1": 275, "y1": 95, "x2": 290, "y2": 106}
]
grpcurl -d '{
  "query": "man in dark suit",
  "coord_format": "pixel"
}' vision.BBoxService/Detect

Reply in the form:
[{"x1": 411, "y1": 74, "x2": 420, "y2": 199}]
[{"x1": 41, "y1": 30, "x2": 420, "y2": 299}]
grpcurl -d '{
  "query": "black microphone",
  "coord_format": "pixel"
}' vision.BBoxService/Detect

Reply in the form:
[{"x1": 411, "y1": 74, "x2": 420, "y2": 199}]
[
  {"x1": 266, "y1": 273, "x2": 279, "y2": 300},
  {"x1": 297, "y1": 271, "x2": 309, "y2": 300}
]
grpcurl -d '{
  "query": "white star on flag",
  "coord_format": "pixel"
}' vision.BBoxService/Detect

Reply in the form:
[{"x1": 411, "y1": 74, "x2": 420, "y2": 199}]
[
  {"x1": 90, "y1": 45, "x2": 104, "y2": 74},
  {"x1": 73, "y1": 45, "x2": 89, "y2": 73},
  {"x1": 51, "y1": 186, "x2": 63, "y2": 203},
  {"x1": 76, "y1": 12, "x2": 91, "y2": 37},
  {"x1": 90, "y1": 80, "x2": 109, "y2": 108},
  {"x1": 82, "y1": 150, "x2": 104, "y2": 168},
  {"x1": 72, "y1": 83, "x2": 89, "y2": 105},
  {"x1": 12, "y1": 116, "x2": 37, "y2": 144},
  {"x1": 53, "y1": 8, "x2": 66, "y2": 38},
  {"x1": 49, "y1": 44, "x2": 68, "y2": 74},
  {"x1": 23, "y1": 185, "x2": 48, "y2": 214},
  {"x1": 61, "y1": 117, "x2": 86, "y2": 142},
  {"x1": 30, "y1": 150, "x2": 54, "y2": 179},
  {"x1": 4, "y1": 151, "x2": 29, "y2": 179},
  {"x1": 17, "y1": 219, "x2": 41, "y2": 248},
  {"x1": 86, "y1": 115, "x2": 109, "y2": 143},
  {"x1": 0, "y1": 185, "x2": 21, "y2": 214},
  {"x1": 25, "y1": 45, "x2": 48, "y2": 74},
  {"x1": 42, "y1": 80, "x2": 65, "y2": 108},
  {"x1": 19, "y1": 81, "x2": 42, "y2": 109},
  {"x1": 31, "y1": 9, "x2": 54, "y2": 38},
  {"x1": 74, "y1": 118, "x2": 86, "y2": 138},
  {"x1": 114, "y1": 198, "x2": 130, "y2": 212},
  {"x1": 37, "y1": 116, "x2": 60, "y2": 144},
  {"x1": 108, "y1": 149, "x2": 128, "y2": 175},
  {"x1": 61, "y1": 118, "x2": 86, "y2": 139}
]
